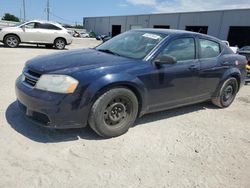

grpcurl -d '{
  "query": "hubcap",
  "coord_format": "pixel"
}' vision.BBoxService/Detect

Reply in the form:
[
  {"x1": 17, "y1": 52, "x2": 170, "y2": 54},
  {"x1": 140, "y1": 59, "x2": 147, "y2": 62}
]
[
  {"x1": 6, "y1": 37, "x2": 18, "y2": 47},
  {"x1": 104, "y1": 97, "x2": 131, "y2": 126}
]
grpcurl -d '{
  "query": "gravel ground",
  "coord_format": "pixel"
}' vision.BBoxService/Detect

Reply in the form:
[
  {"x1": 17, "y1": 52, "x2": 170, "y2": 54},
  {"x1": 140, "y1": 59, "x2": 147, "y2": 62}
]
[{"x1": 0, "y1": 38, "x2": 250, "y2": 188}]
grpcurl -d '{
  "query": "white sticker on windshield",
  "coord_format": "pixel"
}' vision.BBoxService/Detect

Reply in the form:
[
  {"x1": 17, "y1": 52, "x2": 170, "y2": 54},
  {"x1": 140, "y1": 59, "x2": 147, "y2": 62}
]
[{"x1": 142, "y1": 33, "x2": 161, "y2": 40}]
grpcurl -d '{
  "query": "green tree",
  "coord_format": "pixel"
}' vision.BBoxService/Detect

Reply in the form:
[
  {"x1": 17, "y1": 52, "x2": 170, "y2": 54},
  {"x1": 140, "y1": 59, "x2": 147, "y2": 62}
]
[{"x1": 2, "y1": 13, "x2": 20, "y2": 22}]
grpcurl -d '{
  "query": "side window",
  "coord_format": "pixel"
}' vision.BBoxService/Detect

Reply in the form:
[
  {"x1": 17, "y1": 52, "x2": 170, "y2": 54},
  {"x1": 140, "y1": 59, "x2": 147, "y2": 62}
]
[
  {"x1": 200, "y1": 39, "x2": 220, "y2": 58},
  {"x1": 41, "y1": 24, "x2": 61, "y2": 30},
  {"x1": 159, "y1": 38, "x2": 195, "y2": 62},
  {"x1": 24, "y1": 22, "x2": 36, "y2": 29}
]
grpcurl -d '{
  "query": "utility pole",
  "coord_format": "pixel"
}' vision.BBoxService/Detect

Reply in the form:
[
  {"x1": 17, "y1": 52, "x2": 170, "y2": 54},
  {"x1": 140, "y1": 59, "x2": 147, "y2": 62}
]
[
  {"x1": 47, "y1": 0, "x2": 50, "y2": 21},
  {"x1": 23, "y1": 0, "x2": 26, "y2": 21}
]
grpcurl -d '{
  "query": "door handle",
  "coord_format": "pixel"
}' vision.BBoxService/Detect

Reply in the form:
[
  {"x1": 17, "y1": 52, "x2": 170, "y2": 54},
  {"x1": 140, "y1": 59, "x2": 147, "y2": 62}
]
[{"x1": 188, "y1": 64, "x2": 199, "y2": 71}]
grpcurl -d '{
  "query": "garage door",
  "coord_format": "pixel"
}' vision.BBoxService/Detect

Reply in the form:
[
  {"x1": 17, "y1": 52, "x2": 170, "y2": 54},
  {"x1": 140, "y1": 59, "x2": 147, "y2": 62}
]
[{"x1": 227, "y1": 26, "x2": 250, "y2": 48}]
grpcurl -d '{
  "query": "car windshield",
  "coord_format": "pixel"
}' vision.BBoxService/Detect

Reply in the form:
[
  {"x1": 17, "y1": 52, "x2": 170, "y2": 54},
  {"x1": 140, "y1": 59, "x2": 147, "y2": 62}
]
[
  {"x1": 96, "y1": 31, "x2": 167, "y2": 59},
  {"x1": 13, "y1": 22, "x2": 25, "y2": 27}
]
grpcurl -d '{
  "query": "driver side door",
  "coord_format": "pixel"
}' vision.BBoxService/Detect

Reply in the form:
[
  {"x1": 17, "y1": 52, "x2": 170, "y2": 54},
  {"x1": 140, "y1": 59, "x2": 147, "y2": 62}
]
[
  {"x1": 20, "y1": 22, "x2": 40, "y2": 43},
  {"x1": 144, "y1": 37, "x2": 202, "y2": 112}
]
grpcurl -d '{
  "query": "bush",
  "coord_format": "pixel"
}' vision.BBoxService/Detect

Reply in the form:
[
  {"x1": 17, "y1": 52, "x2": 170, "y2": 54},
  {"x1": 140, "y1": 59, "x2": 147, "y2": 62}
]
[{"x1": 2, "y1": 13, "x2": 20, "y2": 22}]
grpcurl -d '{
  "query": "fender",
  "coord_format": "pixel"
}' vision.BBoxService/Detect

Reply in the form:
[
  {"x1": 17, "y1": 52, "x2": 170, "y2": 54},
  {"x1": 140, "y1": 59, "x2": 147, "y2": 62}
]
[
  {"x1": 212, "y1": 67, "x2": 241, "y2": 98},
  {"x1": 80, "y1": 73, "x2": 149, "y2": 116}
]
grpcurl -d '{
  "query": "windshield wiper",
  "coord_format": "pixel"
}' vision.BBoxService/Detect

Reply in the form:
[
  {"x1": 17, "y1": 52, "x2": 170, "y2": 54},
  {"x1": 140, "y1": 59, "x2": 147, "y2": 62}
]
[{"x1": 97, "y1": 49, "x2": 121, "y2": 56}]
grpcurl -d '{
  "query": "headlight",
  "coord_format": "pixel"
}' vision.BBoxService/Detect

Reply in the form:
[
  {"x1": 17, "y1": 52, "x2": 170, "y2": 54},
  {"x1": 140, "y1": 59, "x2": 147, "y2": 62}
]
[{"x1": 35, "y1": 74, "x2": 79, "y2": 94}]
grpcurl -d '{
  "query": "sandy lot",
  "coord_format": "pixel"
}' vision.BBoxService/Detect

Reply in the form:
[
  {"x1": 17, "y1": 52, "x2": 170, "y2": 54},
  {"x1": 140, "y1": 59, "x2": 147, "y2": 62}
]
[{"x1": 0, "y1": 38, "x2": 250, "y2": 188}]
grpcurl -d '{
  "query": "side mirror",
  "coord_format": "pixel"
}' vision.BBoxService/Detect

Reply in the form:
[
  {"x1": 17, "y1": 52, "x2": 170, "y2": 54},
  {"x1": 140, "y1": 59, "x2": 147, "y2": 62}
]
[{"x1": 154, "y1": 55, "x2": 177, "y2": 65}]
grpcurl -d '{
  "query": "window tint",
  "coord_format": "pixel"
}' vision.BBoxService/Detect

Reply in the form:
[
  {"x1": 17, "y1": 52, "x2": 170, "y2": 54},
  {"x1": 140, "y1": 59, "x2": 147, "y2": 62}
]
[
  {"x1": 159, "y1": 38, "x2": 195, "y2": 61},
  {"x1": 39, "y1": 23, "x2": 61, "y2": 30},
  {"x1": 200, "y1": 39, "x2": 220, "y2": 58}
]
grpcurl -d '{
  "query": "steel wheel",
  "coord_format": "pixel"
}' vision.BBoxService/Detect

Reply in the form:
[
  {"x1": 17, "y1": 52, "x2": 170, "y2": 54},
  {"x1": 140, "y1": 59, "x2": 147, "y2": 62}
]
[
  {"x1": 103, "y1": 96, "x2": 132, "y2": 128},
  {"x1": 88, "y1": 88, "x2": 138, "y2": 138},
  {"x1": 212, "y1": 77, "x2": 238, "y2": 108},
  {"x1": 220, "y1": 81, "x2": 237, "y2": 107}
]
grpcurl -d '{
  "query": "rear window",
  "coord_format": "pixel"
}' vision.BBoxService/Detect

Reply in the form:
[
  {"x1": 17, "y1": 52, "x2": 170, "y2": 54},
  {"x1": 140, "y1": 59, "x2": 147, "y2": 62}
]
[
  {"x1": 39, "y1": 23, "x2": 61, "y2": 30},
  {"x1": 200, "y1": 39, "x2": 220, "y2": 58}
]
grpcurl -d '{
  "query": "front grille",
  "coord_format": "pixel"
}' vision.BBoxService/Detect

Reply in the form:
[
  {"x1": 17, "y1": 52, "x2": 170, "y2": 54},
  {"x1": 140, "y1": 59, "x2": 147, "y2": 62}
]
[{"x1": 23, "y1": 69, "x2": 41, "y2": 87}]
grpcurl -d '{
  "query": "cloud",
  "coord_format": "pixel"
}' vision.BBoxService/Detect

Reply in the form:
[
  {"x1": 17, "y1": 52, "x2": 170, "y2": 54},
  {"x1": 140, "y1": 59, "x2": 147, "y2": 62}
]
[
  {"x1": 126, "y1": 0, "x2": 157, "y2": 6},
  {"x1": 126, "y1": 0, "x2": 250, "y2": 13},
  {"x1": 118, "y1": 3, "x2": 129, "y2": 7}
]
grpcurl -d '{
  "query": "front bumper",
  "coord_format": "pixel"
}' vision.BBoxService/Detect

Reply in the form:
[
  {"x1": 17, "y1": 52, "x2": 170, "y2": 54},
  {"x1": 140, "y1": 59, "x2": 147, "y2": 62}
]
[
  {"x1": 15, "y1": 76, "x2": 89, "y2": 129},
  {"x1": 66, "y1": 37, "x2": 73, "y2": 45}
]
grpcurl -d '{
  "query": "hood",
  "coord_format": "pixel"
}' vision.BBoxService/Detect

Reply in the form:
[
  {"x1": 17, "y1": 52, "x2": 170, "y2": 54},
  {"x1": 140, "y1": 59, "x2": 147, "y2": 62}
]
[{"x1": 26, "y1": 48, "x2": 133, "y2": 73}]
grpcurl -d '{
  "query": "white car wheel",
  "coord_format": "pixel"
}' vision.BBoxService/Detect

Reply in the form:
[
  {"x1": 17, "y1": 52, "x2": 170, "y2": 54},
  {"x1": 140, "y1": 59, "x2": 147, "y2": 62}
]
[
  {"x1": 54, "y1": 38, "x2": 66, "y2": 50},
  {"x1": 4, "y1": 35, "x2": 19, "y2": 48}
]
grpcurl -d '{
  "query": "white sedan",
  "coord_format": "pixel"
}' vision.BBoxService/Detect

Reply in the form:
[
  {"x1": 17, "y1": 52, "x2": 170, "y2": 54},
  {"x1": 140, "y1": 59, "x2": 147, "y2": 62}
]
[{"x1": 0, "y1": 20, "x2": 73, "y2": 49}]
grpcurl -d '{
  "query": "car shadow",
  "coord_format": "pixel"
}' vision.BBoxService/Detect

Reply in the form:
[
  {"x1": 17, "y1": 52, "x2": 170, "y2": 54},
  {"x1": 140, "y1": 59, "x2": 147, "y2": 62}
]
[
  {"x1": 6, "y1": 101, "x2": 216, "y2": 143},
  {"x1": 5, "y1": 101, "x2": 101, "y2": 143},
  {"x1": 134, "y1": 102, "x2": 217, "y2": 126},
  {"x1": 0, "y1": 43, "x2": 68, "y2": 50}
]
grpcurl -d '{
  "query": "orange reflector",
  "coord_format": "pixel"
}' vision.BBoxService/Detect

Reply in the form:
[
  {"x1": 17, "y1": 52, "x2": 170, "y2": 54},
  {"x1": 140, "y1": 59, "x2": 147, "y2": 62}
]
[{"x1": 67, "y1": 83, "x2": 78, "y2": 93}]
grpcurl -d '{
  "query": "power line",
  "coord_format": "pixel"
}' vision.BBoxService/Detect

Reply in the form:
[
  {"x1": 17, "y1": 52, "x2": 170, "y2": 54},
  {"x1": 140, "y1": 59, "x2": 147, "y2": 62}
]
[{"x1": 49, "y1": 11, "x2": 81, "y2": 25}]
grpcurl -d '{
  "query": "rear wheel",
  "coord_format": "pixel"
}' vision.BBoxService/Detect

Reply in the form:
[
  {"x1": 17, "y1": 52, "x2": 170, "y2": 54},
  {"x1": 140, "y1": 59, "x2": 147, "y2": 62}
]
[
  {"x1": 54, "y1": 38, "x2": 66, "y2": 50},
  {"x1": 4, "y1": 35, "x2": 19, "y2": 48},
  {"x1": 88, "y1": 88, "x2": 138, "y2": 138},
  {"x1": 212, "y1": 77, "x2": 238, "y2": 108}
]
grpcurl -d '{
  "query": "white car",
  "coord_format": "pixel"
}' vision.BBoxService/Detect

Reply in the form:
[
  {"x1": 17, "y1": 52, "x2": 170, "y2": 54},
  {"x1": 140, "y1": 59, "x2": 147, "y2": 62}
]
[
  {"x1": 80, "y1": 32, "x2": 90, "y2": 38},
  {"x1": 221, "y1": 40, "x2": 239, "y2": 53},
  {"x1": 0, "y1": 20, "x2": 73, "y2": 49}
]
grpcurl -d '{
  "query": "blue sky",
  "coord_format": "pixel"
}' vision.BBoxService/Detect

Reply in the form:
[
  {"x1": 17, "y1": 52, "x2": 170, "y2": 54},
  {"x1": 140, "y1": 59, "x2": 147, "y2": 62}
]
[{"x1": 0, "y1": 0, "x2": 249, "y2": 25}]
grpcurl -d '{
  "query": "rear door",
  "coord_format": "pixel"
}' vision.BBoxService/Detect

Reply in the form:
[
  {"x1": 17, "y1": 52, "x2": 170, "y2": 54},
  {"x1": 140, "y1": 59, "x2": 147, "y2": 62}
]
[
  {"x1": 198, "y1": 38, "x2": 225, "y2": 95},
  {"x1": 37, "y1": 23, "x2": 61, "y2": 44}
]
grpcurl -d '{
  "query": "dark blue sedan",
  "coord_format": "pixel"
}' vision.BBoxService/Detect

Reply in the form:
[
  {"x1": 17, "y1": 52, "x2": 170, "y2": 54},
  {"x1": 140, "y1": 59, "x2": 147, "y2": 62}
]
[{"x1": 15, "y1": 29, "x2": 247, "y2": 137}]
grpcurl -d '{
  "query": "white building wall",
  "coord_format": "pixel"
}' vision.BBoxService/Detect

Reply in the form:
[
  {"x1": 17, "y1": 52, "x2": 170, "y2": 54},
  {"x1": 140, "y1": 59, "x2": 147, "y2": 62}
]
[{"x1": 84, "y1": 9, "x2": 250, "y2": 40}]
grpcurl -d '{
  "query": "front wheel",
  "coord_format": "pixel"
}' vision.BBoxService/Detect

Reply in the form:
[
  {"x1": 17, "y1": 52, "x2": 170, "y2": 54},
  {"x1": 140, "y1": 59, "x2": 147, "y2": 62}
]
[
  {"x1": 88, "y1": 88, "x2": 138, "y2": 138},
  {"x1": 212, "y1": 77, "x2": 238, "y2": 108},
  {"x1": 54, "y1": 38, "x2": 66, "y2": 50},
  {"x1": 4, "y1": 35, "x2": 20, "y2": 48}
]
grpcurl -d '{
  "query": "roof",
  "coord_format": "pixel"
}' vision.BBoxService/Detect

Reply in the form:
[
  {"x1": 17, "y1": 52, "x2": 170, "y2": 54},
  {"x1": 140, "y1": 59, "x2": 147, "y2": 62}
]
[{"x1": 132, "y1": 28, "x2": 221, "y2": 42}]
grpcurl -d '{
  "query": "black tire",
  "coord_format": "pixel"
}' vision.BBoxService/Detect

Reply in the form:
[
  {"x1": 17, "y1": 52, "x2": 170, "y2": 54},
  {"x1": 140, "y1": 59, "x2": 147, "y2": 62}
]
[
  {"x1": 212, "y1": 77, "x2": 238, "y2": 108},
  {"x1": 89, "y1": 88, "x2": 138, "y2": 138},
  {"x1": 54, "y1": 38, "x2": 66, "y2": 50},
  {"x1": 4, "y1": 35, "x2": 20, "y2": 48},
  {"x1": 45, "y1": 44, "x2": 54, "y2": 49}
]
